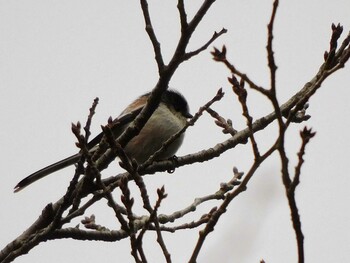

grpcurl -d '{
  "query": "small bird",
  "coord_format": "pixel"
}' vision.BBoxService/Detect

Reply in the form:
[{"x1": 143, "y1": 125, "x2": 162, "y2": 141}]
[{"x1": 14, "y1": 90, "x2": 192, "y2": 192}]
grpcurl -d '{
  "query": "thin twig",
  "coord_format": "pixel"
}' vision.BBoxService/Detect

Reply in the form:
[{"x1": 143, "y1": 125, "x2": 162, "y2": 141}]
[
  {"x1": 292, "y1": 127, "x2": 316, "y2": 191},
  {"x1": 267, "y1": 0, "x2": 279, "y2": 93},
  {"x1": 229, "y1": 75, "x2": 260, "y2": 158},
  {"x1": 140, "y1": 0, "x2": 165, "y2": 73},
  {"x1": 183, "y1": 28, "x2": 227, "y2": 61},
  {"x1": 287, "y1": 127, "x2": 316, "y2": 262},
  {"x1": 205, "y1": 107, "x2": 237, "y2": 136},
  {"x1": 188, "y1": 147, "x2": 275, "y2": 263}
]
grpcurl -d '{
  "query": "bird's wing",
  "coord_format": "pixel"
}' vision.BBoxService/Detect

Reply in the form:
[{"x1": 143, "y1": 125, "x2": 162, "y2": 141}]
[{"x1": 87, "y1": 106, "x2": 143, "y2": 150}]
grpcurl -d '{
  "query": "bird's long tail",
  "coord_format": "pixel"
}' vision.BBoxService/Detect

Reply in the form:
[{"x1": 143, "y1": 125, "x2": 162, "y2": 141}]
[
  {"x1": 14, "y1": 107, "x2": 141, "y2": 193},
  {"x1": 14, "y1": 153, "x2": 81, "y2": 192}
]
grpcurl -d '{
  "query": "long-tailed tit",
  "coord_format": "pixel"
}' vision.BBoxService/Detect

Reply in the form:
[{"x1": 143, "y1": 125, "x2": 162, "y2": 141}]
[{"x1": 14, "y1": 90, "x2": 192, "y2": 192}]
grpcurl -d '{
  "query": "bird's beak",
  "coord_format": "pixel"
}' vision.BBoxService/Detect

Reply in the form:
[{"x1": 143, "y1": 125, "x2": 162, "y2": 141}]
[{"x1": 185, "y1": 112, "x2": 193, "y2": 119}]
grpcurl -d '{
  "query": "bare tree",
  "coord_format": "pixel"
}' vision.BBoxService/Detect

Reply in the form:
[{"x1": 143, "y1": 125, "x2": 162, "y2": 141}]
[{"x1": 1, "y1": 1, "x2": 349, "y2": 262}]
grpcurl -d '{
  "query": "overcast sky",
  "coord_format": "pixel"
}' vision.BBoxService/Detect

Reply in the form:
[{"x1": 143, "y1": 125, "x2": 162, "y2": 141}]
[{"x1": 1, "y1": 1, "x2": 349, "y2": 262}]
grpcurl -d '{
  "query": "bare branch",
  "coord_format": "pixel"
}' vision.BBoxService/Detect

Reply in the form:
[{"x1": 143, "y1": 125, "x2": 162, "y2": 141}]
[
  {"x1": 211, "y1": 45, "x2": 269, "y2": 95},
  {"x1": 140, "y1": 0, "x2": 165, "y2": 73},
  {"x1": 188, "y1": 159, "x2": 267, "y2": 262},
  {"x1": 151, "y1": 188, "x2": 171, "y2": 262},
  {"x1": 206, "y1": 107, "x2": 237, "y2": 136},
  {"x1": 229, "y1": 75, "x2": 260, "y2": 158},
  {"x1": 267, "y1": 0, "x2": 279, "y2": 92},
  {"x1": 286, "y1": 127, "x2": 316, "y2": 262},
  {"x1": 184, "y1": 28, "x2": 227, "y2": 61},
  {"x1": 177, "y1": 0, "x2": 188, "y2": 30},
  {"x1": 83, "y1": 97, "x2": 99, "y2": 143},
  {"x1": 292, "y1": 127, "x2": 316, "y2": 191}
]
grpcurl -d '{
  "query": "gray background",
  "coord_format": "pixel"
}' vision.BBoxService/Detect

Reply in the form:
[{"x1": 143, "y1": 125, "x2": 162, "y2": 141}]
[{"x1": 1, "y1": 1, "x2": 349, "y2": 262}]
